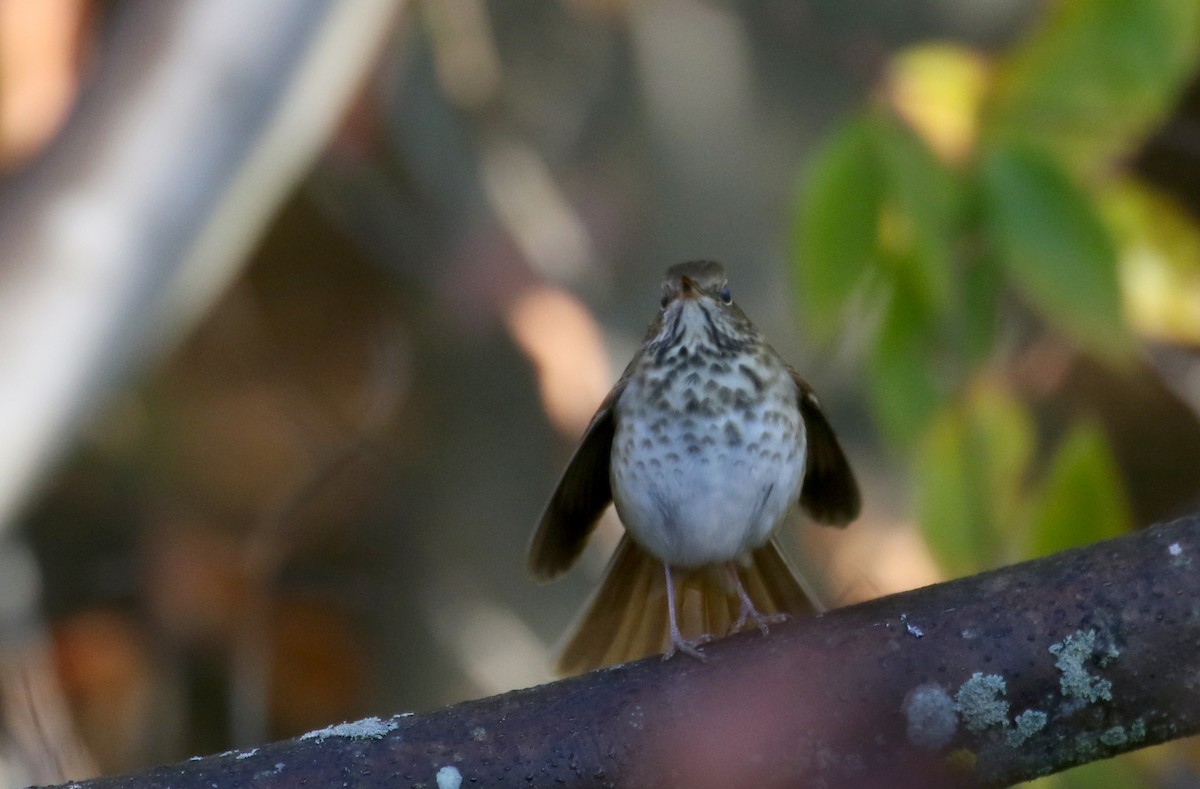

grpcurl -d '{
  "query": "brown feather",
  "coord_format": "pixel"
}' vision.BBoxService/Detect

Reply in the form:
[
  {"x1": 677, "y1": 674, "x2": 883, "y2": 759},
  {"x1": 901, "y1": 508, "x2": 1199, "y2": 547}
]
[
  {"x1": 790, "y1": 369, "x2": 861, "y2": 526},
  {"x1": 554, "y1": 535, "x2": 817, "y2": 676},
  {"x1": 527, "y1": 380, "x2": 625, "y2": 580}
]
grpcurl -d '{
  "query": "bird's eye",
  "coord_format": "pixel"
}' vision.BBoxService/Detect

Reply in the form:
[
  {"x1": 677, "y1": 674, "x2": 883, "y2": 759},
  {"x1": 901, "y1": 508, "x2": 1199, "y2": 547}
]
[{"x1": 719, "y1": 286, "x2": 732, "y2": 305}]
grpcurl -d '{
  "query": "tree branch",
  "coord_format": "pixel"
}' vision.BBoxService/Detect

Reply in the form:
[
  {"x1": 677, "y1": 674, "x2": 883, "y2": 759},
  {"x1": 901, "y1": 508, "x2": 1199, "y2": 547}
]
[
  {"x1": 0, "y1": 0, "x2": 402, "y2": 545},
  {"x1": 46, "y1": 514, "x2": 1200, "y2": 788}
]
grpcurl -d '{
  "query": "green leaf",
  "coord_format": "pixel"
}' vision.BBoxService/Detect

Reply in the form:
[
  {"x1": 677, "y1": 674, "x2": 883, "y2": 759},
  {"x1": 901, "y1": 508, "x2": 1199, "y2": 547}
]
[
  {"x1": 794, "y1": 117, "x2": 884, "y2": 338},
  {"x1": 874, "y1": 119, "x2": 962, "y2": 314},
  {"x1": 1026, "y1": 422, "x2": 1131, "y2": 558},
  {"x1": 799, "y1": 115, "x2": 968, "y2": 444},
  {"x1": 988, "y1": 0, "x2": 1200, "y2": 170},
  {"x1": 915, "y1": 379, "x2": 1035, "y2": 575},
  {"x1": 867, "y1": 272, "x2": 940, "y2": 448},
  {"x1": 980, "y1": 143, "x2": 1131, "y2": 360},
  {"x1": 960, "y1": 251, "x2": 1004, "y2": 365}
]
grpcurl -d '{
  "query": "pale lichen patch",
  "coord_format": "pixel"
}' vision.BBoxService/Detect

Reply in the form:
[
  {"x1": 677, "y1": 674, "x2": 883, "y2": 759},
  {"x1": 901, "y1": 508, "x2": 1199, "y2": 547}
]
[
  {"x1": 1049, "y1": 630, "x2": 1113, "y2": 703},
  {"x1": 1005, "y1": 710, "x2": 1048, "y2": 747},
  {"x1": 1097, "y1": 719, "x2": 1147, "y2": 749},
  {"x1": 437, "y1": 764, "x2": 463, "y2": 789},
  {"x1": 1099, "y1": 726, "x2": 1129, "y2": 747},
  {"x1": 952, "y1": 673, "x2": 1050, "y2": 749},
  {"x1": 1069, "y1": 717, "x2": 1146, "y2": 760},
  {"x1": 955, "y1": 673, "x2": 1009, "y2": 732},
  {"x1": 903, "y1": 683, "x2": 958, "y2": 750},
  {"x1": 300, "y1": 715, "x2": 399, "y2": 743}
]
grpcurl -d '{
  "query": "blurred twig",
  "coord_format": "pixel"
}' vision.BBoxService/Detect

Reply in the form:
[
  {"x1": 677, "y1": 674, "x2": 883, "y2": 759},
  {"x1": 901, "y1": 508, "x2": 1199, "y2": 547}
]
[
  {"x1": 0, "y1": 0, "x2": 404, "y2": 547},
  {"x1": 0, "y1": 0, "x2": 404, "y2": 780},
  {"x1": 43, "y1": 513, "x2": 1200, "y2": 788},
  {"x1": 230, "y1": 320, "x2": 407, "y2": 744}
]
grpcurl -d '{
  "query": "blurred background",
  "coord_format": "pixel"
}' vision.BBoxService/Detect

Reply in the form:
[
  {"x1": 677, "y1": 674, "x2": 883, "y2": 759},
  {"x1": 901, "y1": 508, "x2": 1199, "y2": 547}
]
[{"x1": 0, "y1": 0, "x2": 1198, "y2": 786}]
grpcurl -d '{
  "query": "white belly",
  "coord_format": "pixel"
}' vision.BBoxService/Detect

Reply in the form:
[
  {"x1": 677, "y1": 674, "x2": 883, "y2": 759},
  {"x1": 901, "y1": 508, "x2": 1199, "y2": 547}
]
[{"x1": 610, "y1": 375, "x2": 806, "y2": 568}]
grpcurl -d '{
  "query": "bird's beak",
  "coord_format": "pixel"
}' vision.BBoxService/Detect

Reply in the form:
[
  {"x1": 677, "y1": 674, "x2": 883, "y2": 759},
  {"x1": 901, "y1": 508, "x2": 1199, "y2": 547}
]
[{"x1": 678, "y1": 275, "x2": 700, "y2": 300}]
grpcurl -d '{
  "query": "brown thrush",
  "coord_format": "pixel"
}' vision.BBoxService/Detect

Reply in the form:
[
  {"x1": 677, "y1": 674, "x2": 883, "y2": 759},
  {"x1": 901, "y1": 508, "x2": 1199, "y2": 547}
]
[{"x1": 529, "y1": 261, "x2": 860, "y2": 675}]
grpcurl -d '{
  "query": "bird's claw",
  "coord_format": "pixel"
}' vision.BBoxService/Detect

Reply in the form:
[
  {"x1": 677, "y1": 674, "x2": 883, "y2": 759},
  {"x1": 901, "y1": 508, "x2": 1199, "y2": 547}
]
[
  {"x1": 734, "y1": 607, "x2": 788, "y2": 636},
  {"x1": 663, "y1": 632, "x2": 713, "y2": 662}
]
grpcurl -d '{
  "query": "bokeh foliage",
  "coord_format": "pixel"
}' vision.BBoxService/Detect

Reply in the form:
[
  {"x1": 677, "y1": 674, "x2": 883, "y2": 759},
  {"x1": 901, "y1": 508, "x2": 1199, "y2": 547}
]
[
  {"x1": 795, "y1": 1, "x2": 1200, "y2": 781},
  {"x1": 796, "y1": 0, "x2": 1198, "y2": 565}
]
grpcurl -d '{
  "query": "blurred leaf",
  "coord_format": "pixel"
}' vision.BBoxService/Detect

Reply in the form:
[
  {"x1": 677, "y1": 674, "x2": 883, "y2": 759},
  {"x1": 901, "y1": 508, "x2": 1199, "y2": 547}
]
[
  {"x1": 874, "y1": 118, "x2": 962, "y2": 314},
  {"x1": 1026, "y1": 422, "x2": 1131, "y2": 558},
  {"x1": 960, "y1": 250, "x2": 1004, "y2": 365},
  {"x1": 980, "y1": 143, "x2": 1131, "y2": 360},
  {"x1": 916, "y1": 404, "x2": 985, "y2": 577},
  {"x1": 799, "y1": 115, "x2": 967, "y2": 446},
  {"x1": 989, "y1": 0, "x2": 1200, "y2": 170},
  {"x1": 867, "y1": 272, "x2": 940, "y2": 448},
  {"x1": 1102, "y1": 179, "x2": 1200, "y2": 344},
  {"x1": 1027, "y1": 749, "x2": 1149, "y2": 789},
  {"x1": 885, "y1": 43, "x2": 990, "y2": 164},
  {"x1": 916, "y1": 379, "x2": 1035, "y2": 576},
  {"x1": 795, "y1": 117, "x2": 884, "y2": 338}
]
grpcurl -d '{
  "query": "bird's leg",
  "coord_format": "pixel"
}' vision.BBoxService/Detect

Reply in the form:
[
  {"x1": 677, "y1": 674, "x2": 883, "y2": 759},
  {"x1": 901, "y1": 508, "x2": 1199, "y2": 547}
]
[
  {"x1": 662, "y1": 564, "x2": 710, "y2": 661},
  {"x1": 729, "y1": 561, "x2": 788, "y2": 635}
]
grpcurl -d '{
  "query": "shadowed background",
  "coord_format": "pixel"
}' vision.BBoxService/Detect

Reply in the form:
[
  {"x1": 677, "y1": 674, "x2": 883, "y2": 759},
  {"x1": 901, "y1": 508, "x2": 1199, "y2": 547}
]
[{"x1": 0, "y1": 1, "x2": 1198, "y2": 787}]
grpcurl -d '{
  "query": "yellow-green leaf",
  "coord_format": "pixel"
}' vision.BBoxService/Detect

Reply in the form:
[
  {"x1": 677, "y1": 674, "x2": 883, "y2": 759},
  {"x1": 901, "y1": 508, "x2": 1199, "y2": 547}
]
[
  {"x1": 916, "y1": 380, "x2": 1035, "y2": 576},
  {"x1": 1026, "y1": 422, "x2": 1132, "y2": 558},
  {"x1": 1103, "y1": 179, "x2": 1200, "y2": 344}
]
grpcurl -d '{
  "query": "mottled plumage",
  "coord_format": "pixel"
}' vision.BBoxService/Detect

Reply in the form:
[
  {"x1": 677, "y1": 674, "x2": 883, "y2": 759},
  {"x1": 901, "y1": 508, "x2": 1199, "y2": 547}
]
[{"x1": 529, "y1": 261, "x2": 860, "y2": 675}]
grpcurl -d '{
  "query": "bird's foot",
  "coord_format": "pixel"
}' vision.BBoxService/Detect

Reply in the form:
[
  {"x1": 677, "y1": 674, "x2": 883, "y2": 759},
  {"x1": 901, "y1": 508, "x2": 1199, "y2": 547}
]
[
  {"x1": 663, "y1": 631, "x2": 713, "y2": 662},
  {"x1": 733, "y1": 605, "x2": 788, "y2": 636},
  {"x1": 728, "y1": 561, "x2": 789, "y2": 635},
  {"x1": 663, "y1": 563, "x2": 714, "y2": 662}
]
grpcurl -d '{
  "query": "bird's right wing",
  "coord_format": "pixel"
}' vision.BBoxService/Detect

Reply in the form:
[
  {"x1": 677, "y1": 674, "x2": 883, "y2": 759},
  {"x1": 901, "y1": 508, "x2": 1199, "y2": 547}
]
[{"x1": 527, "y1": 379, "x2": 626, "y2": 580}]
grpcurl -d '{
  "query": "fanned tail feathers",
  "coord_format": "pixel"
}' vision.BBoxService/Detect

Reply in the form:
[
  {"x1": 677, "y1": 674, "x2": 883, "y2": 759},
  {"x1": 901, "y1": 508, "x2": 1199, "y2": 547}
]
[{"x1": 554, "y1": 535, "x2": 818, "y2": 676}]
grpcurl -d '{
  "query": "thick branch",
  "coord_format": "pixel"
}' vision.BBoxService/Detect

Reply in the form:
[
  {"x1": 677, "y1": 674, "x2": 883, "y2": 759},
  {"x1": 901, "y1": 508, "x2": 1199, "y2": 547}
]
[{"x1": 48, "y1": 514, "x2": 1200, "y2": 788}]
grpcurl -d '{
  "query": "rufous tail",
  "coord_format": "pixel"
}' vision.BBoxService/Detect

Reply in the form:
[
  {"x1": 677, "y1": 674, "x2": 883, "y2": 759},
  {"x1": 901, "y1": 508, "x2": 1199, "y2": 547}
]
[{"x1": 554, "y1": 535, "x2": 819, "y2": 676}]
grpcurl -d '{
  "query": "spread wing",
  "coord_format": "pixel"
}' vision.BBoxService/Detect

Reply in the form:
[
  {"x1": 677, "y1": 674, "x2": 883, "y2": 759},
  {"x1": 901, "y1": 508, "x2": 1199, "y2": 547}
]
[
  {"x1": 790, "y1": 369, "x2": 861, "y2": 527},
  {"x1": 527, "y1": 379, "x2": 625, "y2": 580}
]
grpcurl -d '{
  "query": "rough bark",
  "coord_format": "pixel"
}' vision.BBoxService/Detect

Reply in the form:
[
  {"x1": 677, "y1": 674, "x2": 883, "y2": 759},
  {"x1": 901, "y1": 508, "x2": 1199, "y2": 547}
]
[{"x1": 45, "y1": 513, "x2": 1200, "y2": 788}]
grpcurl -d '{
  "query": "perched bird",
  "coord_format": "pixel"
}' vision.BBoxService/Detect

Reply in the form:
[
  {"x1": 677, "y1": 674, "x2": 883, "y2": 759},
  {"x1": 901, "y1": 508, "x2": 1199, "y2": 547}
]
[{"x1": 529, "y1": 261, "x2": 860, "y2": 675}]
